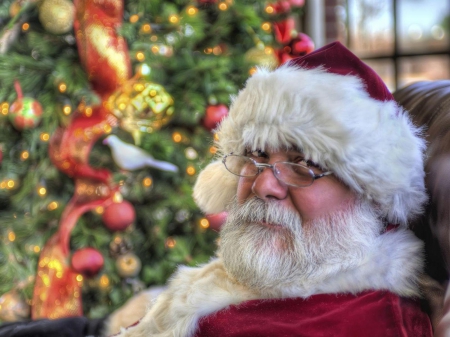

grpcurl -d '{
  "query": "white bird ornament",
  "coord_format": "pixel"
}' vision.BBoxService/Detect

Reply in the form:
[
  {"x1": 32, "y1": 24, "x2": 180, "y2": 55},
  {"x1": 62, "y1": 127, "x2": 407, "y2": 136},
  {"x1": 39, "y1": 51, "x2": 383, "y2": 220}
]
[{"x1": 103, "y1": 135, "x2": 178, "y2": 172}]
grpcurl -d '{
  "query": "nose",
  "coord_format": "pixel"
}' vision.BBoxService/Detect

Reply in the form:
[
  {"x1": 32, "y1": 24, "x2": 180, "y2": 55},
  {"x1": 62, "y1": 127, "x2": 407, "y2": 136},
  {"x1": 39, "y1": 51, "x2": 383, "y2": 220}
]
[{"x1": 251, "y1": 165, "x2": 288, "y2": 201}]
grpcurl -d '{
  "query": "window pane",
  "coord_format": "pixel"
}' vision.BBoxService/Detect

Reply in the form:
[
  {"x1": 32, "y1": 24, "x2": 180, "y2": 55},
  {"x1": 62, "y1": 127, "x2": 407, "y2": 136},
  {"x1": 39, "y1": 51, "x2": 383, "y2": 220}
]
[
  {"x1": 363, "y1": 59, "x2": 395, "y2": 91},
  {"x1": 348, "y1": 0, "x2": 394, "y2": 57},
  {"x1": 398, "y1": 55, "x2": 450, "y2": 88},
  {"x1": 398, "y1": 0, "x2": 450, "y2": 53}
]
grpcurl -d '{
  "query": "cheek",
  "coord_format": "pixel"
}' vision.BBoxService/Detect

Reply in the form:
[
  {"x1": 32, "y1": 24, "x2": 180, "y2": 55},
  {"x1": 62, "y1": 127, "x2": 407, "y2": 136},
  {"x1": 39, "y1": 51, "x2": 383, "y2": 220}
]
[
  {"x1": 236, "y1": 177, "x2": 254, "y2": 204},
  {"x1": 290, "y1": 183, "x2": 357, "y2": 222}
]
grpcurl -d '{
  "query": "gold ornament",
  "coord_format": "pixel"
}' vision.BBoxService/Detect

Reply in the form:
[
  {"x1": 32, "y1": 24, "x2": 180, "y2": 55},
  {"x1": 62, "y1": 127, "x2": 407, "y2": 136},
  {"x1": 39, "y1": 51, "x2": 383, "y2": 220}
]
[
  {"x1": 38, "y1": 0, "x2": 75, "y2": 35},
  {"x1": 0, "y1": 291, "x2": 30, "y2": 322},
  {"x1": 106, "y1": 76, "x2": 174, "y2": 145},
  {"x1": 115, "y1": 253, "x2": 142, "y2": 278},
  {"x1": 245, "y1": 46, "x2": 279, "y2": 70}
]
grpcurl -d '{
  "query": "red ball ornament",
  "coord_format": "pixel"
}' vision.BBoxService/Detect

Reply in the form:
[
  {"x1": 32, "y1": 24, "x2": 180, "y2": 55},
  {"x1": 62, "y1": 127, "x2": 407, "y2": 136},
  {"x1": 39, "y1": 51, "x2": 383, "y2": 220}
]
[
  {"x1": 202, "y1": 104, "x2": 228, "y2": 132},
  {"x1": 71, "y1": 247, "x2": 104, "y2": 277},
  {"x1": 102, "y1": 200, "x2": 136, "y2": 231},
  {"x1": 206, "y1": 212, "x2": 227, "y2": 231},
  {"x1": 8, "y1": 81, "x2": 43, "y2": 131},
  {"x1": 290, "y1": 32, "x2": 315, "y2": 56}
]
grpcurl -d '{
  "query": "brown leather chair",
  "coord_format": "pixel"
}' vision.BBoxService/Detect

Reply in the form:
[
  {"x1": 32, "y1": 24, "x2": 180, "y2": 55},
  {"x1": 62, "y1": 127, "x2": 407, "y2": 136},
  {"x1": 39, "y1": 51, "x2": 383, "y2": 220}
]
[
  {"x1": 394, "y1": 81, "x2": 450, "y2": 331},
  {"x1": 394, "y1": 80, "x2": 450, "y2": 280}
]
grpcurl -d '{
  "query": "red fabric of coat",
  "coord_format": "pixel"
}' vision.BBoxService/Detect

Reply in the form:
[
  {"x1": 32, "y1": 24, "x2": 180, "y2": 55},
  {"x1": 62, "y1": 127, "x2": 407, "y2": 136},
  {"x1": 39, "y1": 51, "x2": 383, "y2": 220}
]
[{"x1": 195, "y1": 290, "x2": 432, "y2": 337}]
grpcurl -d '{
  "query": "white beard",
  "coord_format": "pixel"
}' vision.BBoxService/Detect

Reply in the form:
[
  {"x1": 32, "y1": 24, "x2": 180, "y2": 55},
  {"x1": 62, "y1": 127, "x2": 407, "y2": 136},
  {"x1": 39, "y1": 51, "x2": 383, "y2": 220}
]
[{"x1": 219, "y1": 197, "x2": 384, "y2": 293}]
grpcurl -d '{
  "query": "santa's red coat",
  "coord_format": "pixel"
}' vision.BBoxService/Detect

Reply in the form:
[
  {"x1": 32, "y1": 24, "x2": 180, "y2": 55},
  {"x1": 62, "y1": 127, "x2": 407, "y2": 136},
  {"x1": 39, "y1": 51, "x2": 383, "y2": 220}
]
[{"x1": 195, "y1": 290, "x2": 432, "y2": 337}]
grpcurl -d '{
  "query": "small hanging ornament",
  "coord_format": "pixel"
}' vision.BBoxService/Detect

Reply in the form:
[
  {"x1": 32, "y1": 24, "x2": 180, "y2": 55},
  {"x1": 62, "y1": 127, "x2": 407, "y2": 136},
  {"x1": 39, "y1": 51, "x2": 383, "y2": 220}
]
[
  {"x1": 102, "y1": 196, "x2": 136, "y2": 231},
  {"x1": 0, "y1": 291, "x2": 30, "y2": 322},
  {"x1": 202, "y1": 104, "x2": 228, "y2": 132},
  {"x1": 106, "y1": 75, "x2": 174, "y2": 145},
  {"x1": 71, "y1": 247, "x2": 104, "y2": 277},
  {"x1": 9, "y1": 81, "x2": 43, "y2": 131},
  {"x1": 38, "y1": 0, "x2": 75, "y2": 35},
  {"x1": 116, "y1": 252, "x2": 142, "y2": 278},
  {"x1": 103, "y1": 135, "x2": 178, "y2": 172},
  {"x1": 109, "y1": 235, "x2": 133, "y2": 258}
]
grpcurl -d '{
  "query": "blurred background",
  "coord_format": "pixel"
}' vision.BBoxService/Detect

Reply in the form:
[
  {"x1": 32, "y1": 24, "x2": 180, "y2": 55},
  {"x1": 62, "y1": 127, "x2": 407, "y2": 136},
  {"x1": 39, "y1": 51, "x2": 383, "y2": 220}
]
[{"x1": 0, "y1": 0, "x2": 448, "y2": 324}]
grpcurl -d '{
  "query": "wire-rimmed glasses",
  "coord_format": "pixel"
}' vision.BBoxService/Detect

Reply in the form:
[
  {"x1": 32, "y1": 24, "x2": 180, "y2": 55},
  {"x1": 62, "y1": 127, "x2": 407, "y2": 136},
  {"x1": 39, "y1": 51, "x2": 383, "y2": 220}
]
[{"x1": 222, "y1": 153, "x2": 332, "y2": 187}]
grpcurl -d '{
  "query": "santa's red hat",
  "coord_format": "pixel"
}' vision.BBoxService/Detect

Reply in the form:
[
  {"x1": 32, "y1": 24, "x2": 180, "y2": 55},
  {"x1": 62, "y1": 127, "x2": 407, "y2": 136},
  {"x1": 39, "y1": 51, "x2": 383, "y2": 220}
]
[{"x1": 193, "y1": 42, "x2": 427, "y2": 225}]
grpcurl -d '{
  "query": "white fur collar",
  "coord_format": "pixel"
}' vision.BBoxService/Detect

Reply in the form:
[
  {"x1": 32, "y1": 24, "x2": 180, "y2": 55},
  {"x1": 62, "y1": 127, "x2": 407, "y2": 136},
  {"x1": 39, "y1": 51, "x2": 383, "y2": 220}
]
[{"x1": 112, "y1": 228, "x2": 423, "y2": 337}]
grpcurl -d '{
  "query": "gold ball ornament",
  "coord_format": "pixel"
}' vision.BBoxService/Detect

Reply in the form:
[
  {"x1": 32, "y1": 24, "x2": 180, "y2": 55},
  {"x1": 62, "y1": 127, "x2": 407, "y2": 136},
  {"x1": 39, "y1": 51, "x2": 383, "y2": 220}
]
[
  {"x1": 0, "y1": 291, "x2": 30, "y2": 322},
  {"x1": 38, "y1": 0, "x2": 75, "y2": 35},
  {"x1": 107, "y1": 77, "x2": 174, "y2": 145},
  {"x1": 244, "y1": 46, "x2": 279, "y2": 70},
  {"x1": 115, "y1": 253, "x2": 142, "y2": 278}
]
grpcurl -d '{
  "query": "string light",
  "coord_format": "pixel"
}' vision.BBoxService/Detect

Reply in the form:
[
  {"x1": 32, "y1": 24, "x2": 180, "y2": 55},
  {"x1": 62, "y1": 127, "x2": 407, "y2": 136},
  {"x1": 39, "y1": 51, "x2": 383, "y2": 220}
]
[
  {"x1": 186, "y1": 6, "x2": 198, "y2": 15},
  {"x1": 6, "y1": 180, "x2": 15, "y2": 189},
  {"x1": 204, "y1": 47, "x2": 212, "y2": 54},
  {"x1": 58, "y1": 82, "x2": 67, "y2": 93},
  {"x1": 151, "y1": 45, "x2": 160, "y2": 54},
  {"x1": 141, "y1": 23, "x2": 152, "y2": 33},
  {"x1": 95, "y1": 206, "x2": 104, "y2": 214},
  {"x1": 20, "y1": 151, "x2": 29, "y2": 160},
  {"x1": 63, "y1": 105, "x2": 72, "y2": 115},
  {"x1": 261, "y1": 22, "x2": 271, "y2": 32},
  {"x1": 136, "y1": 51, "x2": 145, "y2": 61},
  {"x1": 8, "y1": 231, "x2": 16, "y2": 242},
  {"x1": 209, "y1": 146, "x2": 217, "y2": 154},
  {"x1": 219, "y1": 3, "x2": 228, "y2": 10},
  {"x1": 22, "y1": 23, "x2": 29, "y2": 31},
  {"x1": 265, "y1": 46, "x2": 275, "y2": 55},
  {"x1": 214, "y1": 133, "x2": 220, "y2": 141},
  {"x1": 47, "y1": 201, "x2": 58, "y2": 211},
  {"x1": 40, "y1": 133, "x2": 50, "y2": 141},
  {"x1": 103, "y1": 124, "x2": 112, "y2": 133},
  {"x1": 199, "y1": 218, "x2": 210, "y2": 229},
  {"x1": 38, "y1": 186, "x2": 47, "y2": 196},
  {"x1": 249, "y1": 67, "x2": 257, "y2": 75},
  {"x1": 150, "y1": 35, "x2": 158, "y2": 42},
  {"x1": 1, "y1": 102, "x2": 8, "y2": 115},
  {"x1": 99, "y1": 275, "x2": 110, "y2": 288},
  {"x1": 143, "y1": 177, "x2": 152, "y2": 187},
  {"x1": 186, "y1": 165, "x2": 196, "y2": 176},
  {"x1": 33, "y1": 246, "x2": 41, "y2": 253},
  {"x1": 84, "y1": 106, "x2": 93, "y2": 117},
  {"x1": 172, "y1": 132, "x2": 182, "y2": 143},
  {"x1": 265, "y1": 5, "x2": 274, "y2": 14},
  {"x1": 168, "y1": 15, "x2": 179, "y2": 24},
  {"x1": 165, "y1": 237, "x2": 176, "y2": 248},
  {"x1": 129, "y1": 14, "x2": 139, "y2": 23},
  {"x1": 76, "y1": 275, "x2": 83, "y2": 282}
]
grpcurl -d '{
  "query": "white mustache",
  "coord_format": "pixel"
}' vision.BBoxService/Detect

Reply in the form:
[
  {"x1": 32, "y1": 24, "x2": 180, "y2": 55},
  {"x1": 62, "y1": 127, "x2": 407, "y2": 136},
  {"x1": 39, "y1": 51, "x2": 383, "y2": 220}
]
[{"x1": 228, "y1": 197, "x2": 302, "y2": 232}]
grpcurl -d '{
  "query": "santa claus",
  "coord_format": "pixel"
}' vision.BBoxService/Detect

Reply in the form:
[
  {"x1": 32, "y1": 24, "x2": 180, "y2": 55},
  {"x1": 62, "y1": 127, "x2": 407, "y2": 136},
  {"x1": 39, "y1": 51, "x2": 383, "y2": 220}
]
[{"x1": 104, "y1": 42, "x2": 432, "y2": 336}]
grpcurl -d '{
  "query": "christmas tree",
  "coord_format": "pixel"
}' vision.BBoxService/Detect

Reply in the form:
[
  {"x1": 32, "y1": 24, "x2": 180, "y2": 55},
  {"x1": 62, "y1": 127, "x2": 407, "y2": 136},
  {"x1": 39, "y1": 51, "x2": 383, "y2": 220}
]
[{"x1": 0, "y1": 0, "x2": 311, "y2": 322}]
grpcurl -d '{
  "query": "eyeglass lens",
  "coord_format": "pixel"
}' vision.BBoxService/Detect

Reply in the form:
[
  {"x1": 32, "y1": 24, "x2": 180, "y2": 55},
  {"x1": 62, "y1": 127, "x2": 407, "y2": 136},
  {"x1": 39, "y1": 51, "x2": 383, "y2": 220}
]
[{"x1": 225, "y1": 155, "x2": 315, "y2": 186}]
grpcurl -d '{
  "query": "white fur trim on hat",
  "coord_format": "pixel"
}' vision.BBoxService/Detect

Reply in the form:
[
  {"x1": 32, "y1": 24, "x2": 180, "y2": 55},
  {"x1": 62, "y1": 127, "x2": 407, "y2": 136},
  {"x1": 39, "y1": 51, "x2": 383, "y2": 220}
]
[{"x1": 193, "y1": 64, "x2": 427, "y2": 225}]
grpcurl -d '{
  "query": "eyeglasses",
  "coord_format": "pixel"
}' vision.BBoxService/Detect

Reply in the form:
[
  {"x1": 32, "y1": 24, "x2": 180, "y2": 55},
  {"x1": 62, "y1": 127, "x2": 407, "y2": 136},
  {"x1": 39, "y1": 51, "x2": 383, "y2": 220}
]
[{"x1": 222, "y1": 153, "x2": 333, "y2": 187}]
